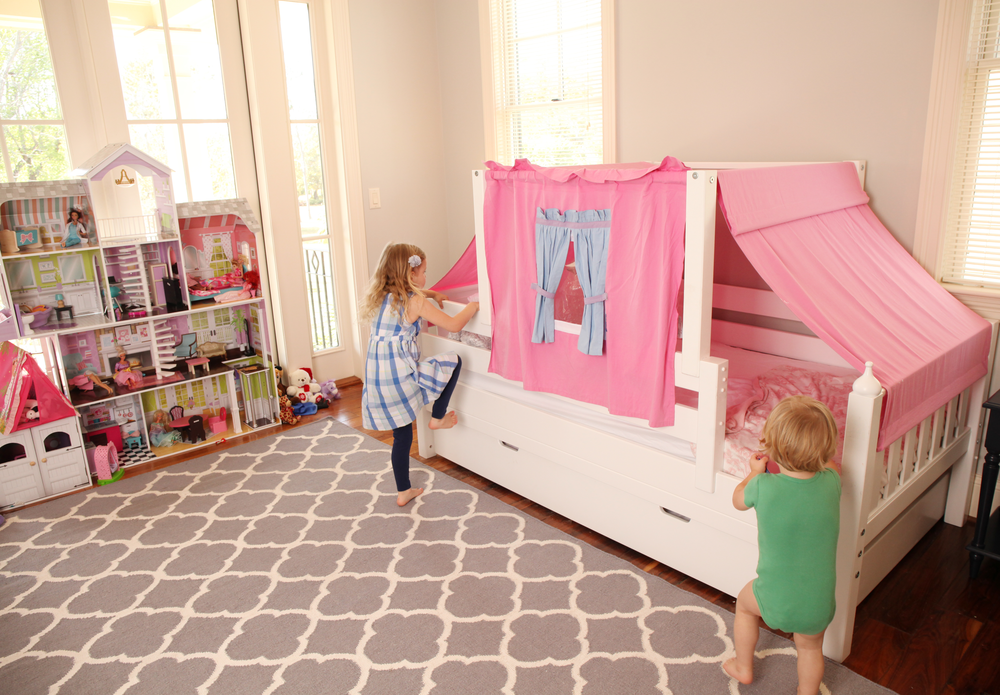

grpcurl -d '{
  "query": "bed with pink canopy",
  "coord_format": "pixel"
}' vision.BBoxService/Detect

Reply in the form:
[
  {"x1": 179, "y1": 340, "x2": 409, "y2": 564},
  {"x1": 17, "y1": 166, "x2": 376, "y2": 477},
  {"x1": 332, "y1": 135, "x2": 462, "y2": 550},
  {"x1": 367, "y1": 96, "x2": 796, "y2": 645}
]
[{"x1": 416, "y1": 159, "x2": 994, "y2": 662}]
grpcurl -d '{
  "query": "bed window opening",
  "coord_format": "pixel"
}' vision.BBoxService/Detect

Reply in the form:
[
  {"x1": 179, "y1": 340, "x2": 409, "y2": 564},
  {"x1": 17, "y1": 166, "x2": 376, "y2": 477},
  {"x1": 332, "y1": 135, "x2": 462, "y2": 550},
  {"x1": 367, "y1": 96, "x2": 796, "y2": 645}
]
[{"x1": 532, "y1": 207, "x2": 609, "y2": 354}]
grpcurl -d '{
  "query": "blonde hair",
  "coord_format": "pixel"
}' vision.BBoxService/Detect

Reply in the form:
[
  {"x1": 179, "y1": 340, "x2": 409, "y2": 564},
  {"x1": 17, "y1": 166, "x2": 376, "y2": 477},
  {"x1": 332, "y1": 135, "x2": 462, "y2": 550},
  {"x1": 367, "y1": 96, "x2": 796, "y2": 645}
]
[
  {"x1": 759, "y1": 395, "x2": 838, "y2": 473},
  {"x1": 359, "y1": 243, "x2": 426, "y2": 323}
]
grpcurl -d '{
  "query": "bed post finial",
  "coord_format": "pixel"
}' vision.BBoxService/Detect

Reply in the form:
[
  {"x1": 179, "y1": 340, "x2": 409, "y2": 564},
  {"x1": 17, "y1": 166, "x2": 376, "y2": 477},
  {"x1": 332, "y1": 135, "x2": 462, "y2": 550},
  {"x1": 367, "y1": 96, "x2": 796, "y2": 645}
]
[{"x1": 853, "y1": 361, "x2": 882, "y2": 396}]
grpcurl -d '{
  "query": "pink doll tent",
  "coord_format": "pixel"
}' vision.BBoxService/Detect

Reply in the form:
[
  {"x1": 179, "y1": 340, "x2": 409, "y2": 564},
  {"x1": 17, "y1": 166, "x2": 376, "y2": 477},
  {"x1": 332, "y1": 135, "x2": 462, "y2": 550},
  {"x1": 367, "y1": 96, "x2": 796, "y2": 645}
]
[{"x1": 0, "y1": 342, "x2": 77, "y2": 435}]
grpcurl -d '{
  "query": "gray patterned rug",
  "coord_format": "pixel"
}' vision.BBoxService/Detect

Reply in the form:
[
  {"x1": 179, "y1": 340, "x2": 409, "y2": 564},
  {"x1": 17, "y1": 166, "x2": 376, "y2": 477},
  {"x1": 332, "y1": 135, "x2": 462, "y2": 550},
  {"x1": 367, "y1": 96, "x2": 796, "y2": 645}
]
[{"x1": 0, "y1": 418, "x2": 893, "y2": 694}]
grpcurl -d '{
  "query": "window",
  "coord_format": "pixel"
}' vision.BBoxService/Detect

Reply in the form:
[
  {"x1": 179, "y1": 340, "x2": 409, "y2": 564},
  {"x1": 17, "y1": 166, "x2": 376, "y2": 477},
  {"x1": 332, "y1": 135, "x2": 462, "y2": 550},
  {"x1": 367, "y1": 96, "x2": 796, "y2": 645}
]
[
  {"x1": 278, "y1": 1, "x2": 340, "y2": 353},
  {"x1": 485, "y1": 0, "x2": 613, "y2": 166},
  {"x1": 942, "y1": 0, "x2": 1000, "y2": 289},
  {"x1": 0, "y1": 0, "x2": 71, "y2": 182},
  {"x1": 108, "y1": 0, "x2": 237, "y2": 204}
]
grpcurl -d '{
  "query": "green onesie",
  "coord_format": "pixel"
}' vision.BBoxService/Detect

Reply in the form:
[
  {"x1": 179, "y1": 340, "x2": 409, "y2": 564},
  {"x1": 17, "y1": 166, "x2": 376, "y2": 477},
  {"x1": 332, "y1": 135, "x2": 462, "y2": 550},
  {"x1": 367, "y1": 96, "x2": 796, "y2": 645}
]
[{"x1": 743, "y1": 467, "x2": 841, "y2": 635}]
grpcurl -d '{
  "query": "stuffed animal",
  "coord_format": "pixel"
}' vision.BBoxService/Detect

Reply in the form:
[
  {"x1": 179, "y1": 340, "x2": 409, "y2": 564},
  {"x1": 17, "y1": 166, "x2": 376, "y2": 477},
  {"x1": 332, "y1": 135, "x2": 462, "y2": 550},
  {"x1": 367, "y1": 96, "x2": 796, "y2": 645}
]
[
  {"x1": 286, "y1": 367, "x2": 321, "y2": 403},
  {"x1": 23, "y1": 399, "x2": 39, "y2": 421},
  {"x1": 279, "y1": 394, "x2": 299, "y2": 425},
  {"x1": 320, "y1": 379, "x2": 341, "y2": 401}
]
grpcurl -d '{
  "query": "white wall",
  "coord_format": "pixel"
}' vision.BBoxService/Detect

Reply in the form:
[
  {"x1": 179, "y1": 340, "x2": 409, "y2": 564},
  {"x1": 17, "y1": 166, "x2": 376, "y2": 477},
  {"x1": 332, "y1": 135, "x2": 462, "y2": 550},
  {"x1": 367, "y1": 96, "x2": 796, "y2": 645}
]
[
  {"x1": 433, "y1": 0, "x2": 487, "y2": 266},
  {"x1": 348, "y1": 0, "x2": 452, "y2": 284},
  {"x1": 360, "y1": 0, "x2": 941, "y2": 270},
  {"x1": 616, "y1": 0, "x2": 939, "y2": 254}
]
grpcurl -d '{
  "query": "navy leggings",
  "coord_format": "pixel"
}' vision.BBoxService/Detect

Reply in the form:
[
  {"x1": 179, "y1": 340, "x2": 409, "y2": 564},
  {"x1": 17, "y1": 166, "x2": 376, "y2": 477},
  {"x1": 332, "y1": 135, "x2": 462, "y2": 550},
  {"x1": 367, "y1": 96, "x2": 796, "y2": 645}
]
[{"x1": 391, "y1": 356, "x2": 462, "y2": 491}]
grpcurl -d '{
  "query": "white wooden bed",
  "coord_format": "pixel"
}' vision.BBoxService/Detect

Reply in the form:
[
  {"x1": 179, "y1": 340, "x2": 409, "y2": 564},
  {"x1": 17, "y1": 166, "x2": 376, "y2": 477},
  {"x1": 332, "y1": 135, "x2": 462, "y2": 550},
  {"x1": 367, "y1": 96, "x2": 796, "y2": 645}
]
[{"x1": 416, "y1": 163, "x2": 995, "y2": 661}]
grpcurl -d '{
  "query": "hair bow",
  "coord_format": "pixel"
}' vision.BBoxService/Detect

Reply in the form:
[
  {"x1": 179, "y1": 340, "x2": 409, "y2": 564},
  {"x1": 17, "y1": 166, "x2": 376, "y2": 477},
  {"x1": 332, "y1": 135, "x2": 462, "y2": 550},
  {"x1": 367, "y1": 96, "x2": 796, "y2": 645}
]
[{"x1": 408, "y1": 255, "x2": 422, "y2": 268}]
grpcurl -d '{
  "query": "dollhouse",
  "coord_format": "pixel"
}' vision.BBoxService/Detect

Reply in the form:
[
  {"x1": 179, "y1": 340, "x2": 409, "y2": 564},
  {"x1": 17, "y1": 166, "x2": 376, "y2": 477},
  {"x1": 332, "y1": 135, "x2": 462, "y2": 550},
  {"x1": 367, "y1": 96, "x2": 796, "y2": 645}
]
[{"x1": 0, "y1": 146, "x2": 280, "y2": 511}]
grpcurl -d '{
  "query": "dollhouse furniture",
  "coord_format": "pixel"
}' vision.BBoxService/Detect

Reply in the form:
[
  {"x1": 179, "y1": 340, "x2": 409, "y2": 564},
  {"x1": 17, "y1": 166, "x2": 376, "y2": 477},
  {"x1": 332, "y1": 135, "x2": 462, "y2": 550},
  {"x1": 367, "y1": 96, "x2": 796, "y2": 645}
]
[
  {"x1": 174, "y1": 333, "x2": 197, "y2": 358},
  {"x1": 168, "y1": 405, "x2": 184, "y2": 421},
  {"x1": 185, "y1": 357, "x2": 209, "y2": 376},
  {"x1": 416, "y1": 160, "x2": 994, "y2": 662},
  {"x1": 54, "y1": 305, "x2": 74, "y2": 321},
  {"x1": 84, "y1": 425, "x2": 124, "y2": 452},
  {"x1": 197, "y1": 341, "x2": 227, "y2": 360},
  {"x1": 0, "y1": 343, "x2": 89, "y2": 511},
  {"x1": 187, "y1": 415, "x2": 205, "y2": 444},
  {"x1": 208, "y1": 407, "x2": 227, "y2": 435},
  {"x1": 91, "y1": 444, "x2": 122, "y2": 485}
]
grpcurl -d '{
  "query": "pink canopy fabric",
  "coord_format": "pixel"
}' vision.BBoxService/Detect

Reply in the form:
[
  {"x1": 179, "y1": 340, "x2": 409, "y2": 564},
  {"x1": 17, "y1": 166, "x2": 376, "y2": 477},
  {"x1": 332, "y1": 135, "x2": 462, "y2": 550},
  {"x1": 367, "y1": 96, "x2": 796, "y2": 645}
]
[
  {"x1": 0, "y1": 341, "x2": 77, "y2": 435},
  {"x1": 431, "y1": 237, "x2": 478, "y2": 292},
  {"x1": 718, "y1": 163, "x2": 992, "y2": 448},
  {"x1": 483, "y1": 158, "x2": 688, "y2": 427}
]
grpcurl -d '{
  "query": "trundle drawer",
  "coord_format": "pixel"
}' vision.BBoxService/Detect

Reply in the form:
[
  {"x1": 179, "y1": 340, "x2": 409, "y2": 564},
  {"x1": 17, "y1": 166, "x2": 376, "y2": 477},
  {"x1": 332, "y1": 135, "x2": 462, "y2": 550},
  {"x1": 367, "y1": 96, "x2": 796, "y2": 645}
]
[{"x1": 430, "y1": 404, "x2": 758, "y2": 597}]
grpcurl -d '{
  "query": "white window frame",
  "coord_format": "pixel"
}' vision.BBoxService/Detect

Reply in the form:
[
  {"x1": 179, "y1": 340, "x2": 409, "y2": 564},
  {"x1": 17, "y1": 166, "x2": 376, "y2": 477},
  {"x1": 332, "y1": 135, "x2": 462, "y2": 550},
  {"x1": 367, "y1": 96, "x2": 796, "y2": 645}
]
[
  {"x1": 479, "y1": 0, "x2": 616, "y2": 165},
  {"x1": 276, "y1": 0, "x2": 345, "y2": 357},
  {"x1": 914, "y1": 0, "x2": 1000, "y2": 317}
]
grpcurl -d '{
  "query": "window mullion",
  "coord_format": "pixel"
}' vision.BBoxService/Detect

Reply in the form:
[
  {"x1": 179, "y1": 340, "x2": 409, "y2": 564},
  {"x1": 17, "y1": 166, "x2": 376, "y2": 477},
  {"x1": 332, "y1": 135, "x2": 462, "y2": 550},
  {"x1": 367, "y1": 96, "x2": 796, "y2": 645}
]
[{"x1": 156, "y1": 0, "x2": 193, "y2": 203}]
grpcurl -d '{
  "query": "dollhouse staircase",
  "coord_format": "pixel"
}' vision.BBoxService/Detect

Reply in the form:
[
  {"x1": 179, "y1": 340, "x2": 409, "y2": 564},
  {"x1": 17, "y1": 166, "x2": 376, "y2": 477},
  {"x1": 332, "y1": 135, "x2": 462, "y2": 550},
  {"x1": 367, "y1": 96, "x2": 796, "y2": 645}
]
[
  {"x1": 104, "y1": 244, "x2": 150, "y2": 316},
  {"x1": 152, "y1": 320, "x2": 178, "y2": 378}
]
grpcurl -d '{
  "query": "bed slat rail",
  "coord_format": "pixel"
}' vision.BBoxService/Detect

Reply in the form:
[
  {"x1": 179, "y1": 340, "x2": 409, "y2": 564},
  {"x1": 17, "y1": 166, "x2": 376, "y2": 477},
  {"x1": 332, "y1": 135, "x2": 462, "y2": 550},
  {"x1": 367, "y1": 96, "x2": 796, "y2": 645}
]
[{"x1": 867, "y1": 388, "x2": 973, "y2": 539}]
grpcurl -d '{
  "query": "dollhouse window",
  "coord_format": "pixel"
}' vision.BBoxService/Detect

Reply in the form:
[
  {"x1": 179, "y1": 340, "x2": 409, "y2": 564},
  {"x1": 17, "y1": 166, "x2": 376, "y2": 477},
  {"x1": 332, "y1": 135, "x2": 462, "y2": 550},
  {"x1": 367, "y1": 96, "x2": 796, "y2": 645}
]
[
  {"x1": 0, "y1": 443, "x2": 27, "y2": 463},
  {"x1": 206, "y1": 233, "x2": 232, "y2": 277},
  {"x1": 8, "y1": 260, "x2": 36, "y2": 290},
  {"x1": 43, "y1": 431, "x2": 70, "y2": 452},
  {"x1": 58, "y1": 255, "x2": 86, "y2": 283}
]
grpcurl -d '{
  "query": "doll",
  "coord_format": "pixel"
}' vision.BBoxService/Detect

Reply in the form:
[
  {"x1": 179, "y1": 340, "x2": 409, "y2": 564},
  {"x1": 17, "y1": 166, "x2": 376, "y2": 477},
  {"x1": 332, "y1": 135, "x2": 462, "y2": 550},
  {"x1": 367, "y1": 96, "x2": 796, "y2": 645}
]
[
  {"x1": 113, "y1": 348, "x2": 143, "y2": 389},
  {"x1": 149, "y1": 409, "x2": 182, "y2": 447},
  {"x1": 69, "y1": 362, "x2": 114, "y2": 395}
]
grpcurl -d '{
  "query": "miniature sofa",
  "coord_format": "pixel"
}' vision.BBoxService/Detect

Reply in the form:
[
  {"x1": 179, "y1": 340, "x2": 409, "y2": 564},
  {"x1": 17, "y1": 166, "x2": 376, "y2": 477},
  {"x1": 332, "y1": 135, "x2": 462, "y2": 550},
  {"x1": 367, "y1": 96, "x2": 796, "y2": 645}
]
[{"x1": 197, "y1": 341, "x2": 228, "y2": 361}]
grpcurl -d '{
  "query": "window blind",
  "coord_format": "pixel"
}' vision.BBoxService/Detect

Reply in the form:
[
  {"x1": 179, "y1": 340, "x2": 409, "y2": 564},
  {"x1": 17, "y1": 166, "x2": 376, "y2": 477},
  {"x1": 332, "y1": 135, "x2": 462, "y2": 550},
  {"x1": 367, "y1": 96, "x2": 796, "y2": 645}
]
[
  {"x1": 943, "y1": 0, "x2": 1000, "y2": 287},
  {"x1": 489, "y1": 0, "x2": 603, "y2": 167}
]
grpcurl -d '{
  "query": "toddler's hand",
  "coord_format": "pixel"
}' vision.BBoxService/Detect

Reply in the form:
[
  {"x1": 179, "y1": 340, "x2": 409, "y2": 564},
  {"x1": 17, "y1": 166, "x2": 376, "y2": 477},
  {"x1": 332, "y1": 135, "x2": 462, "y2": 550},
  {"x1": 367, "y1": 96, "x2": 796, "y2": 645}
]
[
  {"x1": 468, "y1": 301, "x2": 480, "y2": 313},
  {"x1": 749, "y1": 453, "x2": 768, "y2": 474}
]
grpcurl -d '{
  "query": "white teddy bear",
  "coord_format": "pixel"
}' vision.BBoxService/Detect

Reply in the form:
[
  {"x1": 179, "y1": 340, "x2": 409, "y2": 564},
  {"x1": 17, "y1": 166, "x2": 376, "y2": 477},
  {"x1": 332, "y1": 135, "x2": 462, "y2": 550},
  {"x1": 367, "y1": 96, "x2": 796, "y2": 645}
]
[{"x1": 286, "y1": 367, "x2": 321, "y2": 403}]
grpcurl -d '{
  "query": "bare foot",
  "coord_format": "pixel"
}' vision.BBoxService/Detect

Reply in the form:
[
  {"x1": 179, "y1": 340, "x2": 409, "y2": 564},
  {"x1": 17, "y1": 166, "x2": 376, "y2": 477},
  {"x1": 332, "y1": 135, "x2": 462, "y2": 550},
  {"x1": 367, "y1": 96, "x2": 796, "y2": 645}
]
[
  {"x1": 723, "y1": 658, "x2": 753, "y2": 685},
  {"x1": 397, "y1": 487, "x2": 423, "y2": 507},
  {"x1": 428, "y1": 411, "x2": 458, "y2": 430}
]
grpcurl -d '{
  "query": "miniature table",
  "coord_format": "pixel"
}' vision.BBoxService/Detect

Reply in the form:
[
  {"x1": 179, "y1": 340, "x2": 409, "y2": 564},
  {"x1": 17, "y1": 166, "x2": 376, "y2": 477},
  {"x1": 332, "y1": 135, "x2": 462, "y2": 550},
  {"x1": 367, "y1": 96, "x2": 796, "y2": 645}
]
[
  {"x1": 968, "y1": 388, "x2": 1000, "y2": 578},
  {"x1": 53, "y1": 305, "x2": 74, "y2": 321},
  {"x1": 169, "y1": 417, "x2": 191, "y2": 442},
  {"x1": 186, "y1": 357, "x2": 210, "y2": 376}
]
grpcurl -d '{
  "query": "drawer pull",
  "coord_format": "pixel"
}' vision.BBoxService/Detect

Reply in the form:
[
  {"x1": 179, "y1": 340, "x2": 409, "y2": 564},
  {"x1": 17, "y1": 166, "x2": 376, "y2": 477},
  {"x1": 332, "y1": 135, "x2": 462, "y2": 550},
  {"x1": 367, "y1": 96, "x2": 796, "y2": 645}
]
[
  {"x1": 500, "y1": 440, "x2": 519, "y2": 452},
  {"x1": 660, "y1": 507, "x2": 691, "y2": 523}
]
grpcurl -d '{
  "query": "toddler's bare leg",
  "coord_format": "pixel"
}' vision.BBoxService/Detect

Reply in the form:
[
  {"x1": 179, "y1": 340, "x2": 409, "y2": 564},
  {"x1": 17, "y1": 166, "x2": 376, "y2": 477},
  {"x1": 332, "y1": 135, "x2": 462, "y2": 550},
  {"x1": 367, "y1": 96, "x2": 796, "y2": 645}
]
[
  {"x1": 723, "y1": 581, "x2": 761, "y2": 685},
  {"x1": 793, "y1": 630, "x2": 826, "y2": 695}
]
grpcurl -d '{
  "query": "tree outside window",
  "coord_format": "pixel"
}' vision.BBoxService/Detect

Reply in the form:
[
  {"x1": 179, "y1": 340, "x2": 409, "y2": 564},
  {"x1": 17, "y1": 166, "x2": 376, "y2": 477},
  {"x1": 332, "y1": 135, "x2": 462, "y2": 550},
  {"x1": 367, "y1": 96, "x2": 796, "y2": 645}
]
[{"x1": 0, "y1": 5, "x2": 71, "y2": 182}]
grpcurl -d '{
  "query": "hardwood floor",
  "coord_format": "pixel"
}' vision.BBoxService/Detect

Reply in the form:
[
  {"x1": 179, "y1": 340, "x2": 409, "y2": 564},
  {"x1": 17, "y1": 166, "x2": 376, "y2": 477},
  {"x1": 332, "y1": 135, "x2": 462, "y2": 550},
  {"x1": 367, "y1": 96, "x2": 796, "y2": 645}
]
[{"x1": 112, "y1": 378, "x2": 997, "y2": 694}]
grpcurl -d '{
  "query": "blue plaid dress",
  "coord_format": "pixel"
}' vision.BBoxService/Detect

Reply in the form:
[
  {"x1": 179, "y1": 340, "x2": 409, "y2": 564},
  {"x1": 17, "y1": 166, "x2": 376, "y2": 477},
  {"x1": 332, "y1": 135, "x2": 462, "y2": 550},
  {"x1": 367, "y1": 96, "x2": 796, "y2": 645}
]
[{"x1": 361, "y1": 293, "x2": 459, "y2": 430}]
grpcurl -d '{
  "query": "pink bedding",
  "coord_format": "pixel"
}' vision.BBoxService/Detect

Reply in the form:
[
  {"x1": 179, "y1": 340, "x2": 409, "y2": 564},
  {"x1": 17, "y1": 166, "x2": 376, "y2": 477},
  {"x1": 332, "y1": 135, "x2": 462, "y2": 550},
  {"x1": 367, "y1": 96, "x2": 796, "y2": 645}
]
[{"x1": 713, "y1": 344, "x2": 858, "y2": 478}]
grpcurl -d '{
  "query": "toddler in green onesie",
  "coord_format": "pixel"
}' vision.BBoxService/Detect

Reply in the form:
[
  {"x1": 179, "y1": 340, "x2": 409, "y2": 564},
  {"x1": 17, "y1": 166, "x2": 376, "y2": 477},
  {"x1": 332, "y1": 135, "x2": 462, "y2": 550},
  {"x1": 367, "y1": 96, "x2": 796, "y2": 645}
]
[{"x1": 723, "y1": 395, "x2": 842, "y2": 695}]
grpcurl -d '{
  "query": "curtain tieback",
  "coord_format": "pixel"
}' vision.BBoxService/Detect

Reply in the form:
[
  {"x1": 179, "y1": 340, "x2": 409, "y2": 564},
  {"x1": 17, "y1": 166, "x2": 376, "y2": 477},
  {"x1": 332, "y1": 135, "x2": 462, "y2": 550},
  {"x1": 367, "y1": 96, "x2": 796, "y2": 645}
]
[
  {"x1": 531, "y1": 283, "x2": 555, "y2": 299},
  {"x1": 583, "y1": 293, "x2": 607, "y2": 305}
]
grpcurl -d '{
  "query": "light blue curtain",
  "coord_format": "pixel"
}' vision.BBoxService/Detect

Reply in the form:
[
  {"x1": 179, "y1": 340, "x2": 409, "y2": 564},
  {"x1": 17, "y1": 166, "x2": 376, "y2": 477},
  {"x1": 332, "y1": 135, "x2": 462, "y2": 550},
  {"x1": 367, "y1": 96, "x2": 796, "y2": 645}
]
[
  {"x1": 573, "y1": 214, "x2": 610, "y2": 355},
  {"x1": 531, "y1": 209, "x2": 572, "y2": 344}
]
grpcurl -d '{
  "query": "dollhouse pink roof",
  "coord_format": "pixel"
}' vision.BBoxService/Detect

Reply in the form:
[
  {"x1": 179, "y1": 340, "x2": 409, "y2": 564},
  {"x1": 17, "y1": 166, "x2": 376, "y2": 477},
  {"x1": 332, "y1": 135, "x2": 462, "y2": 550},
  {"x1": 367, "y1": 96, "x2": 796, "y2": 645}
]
[
  {"x1": 70, "y1": 143, "x2": 172, "y2": 181},
  {"x1": 0, "y1": 342, "x2": 77, "y2": 435}
]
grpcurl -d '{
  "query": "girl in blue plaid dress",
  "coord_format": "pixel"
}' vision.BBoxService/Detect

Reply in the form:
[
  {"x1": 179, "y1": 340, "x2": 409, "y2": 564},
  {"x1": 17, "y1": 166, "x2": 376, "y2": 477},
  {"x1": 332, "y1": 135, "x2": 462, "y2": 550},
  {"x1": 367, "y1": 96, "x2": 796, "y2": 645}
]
[{"x1": 361, "y1": 243, "x2": 480, "y2": 506}]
